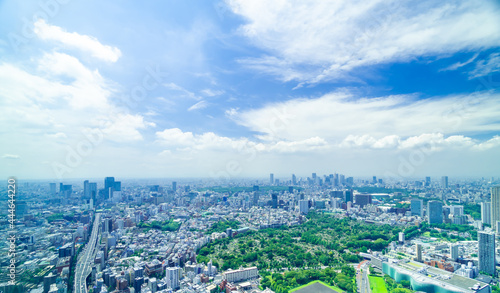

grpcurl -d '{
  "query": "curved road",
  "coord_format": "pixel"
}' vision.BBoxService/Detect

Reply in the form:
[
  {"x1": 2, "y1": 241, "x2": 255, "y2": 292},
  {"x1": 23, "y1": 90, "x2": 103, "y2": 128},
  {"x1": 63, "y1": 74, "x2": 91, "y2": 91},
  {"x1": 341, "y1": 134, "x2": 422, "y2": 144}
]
[{"x1": 74, "y1": 213, "x2": 101, "y2": 293}]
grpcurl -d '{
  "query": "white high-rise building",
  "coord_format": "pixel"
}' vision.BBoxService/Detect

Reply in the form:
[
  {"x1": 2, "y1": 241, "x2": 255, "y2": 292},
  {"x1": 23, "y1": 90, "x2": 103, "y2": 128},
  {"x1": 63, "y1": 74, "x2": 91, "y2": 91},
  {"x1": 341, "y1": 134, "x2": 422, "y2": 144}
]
[
  {"x1": 492, "y1": 187, "x2": 500, "y2": 231},
  {"x1": 165, "y1": 267, "x2": 181, "y2": 290},
  {"x1": 299, "y1": 200, "x2": 309, "y2": 214},
  {"x1": 398, "y1": 232, "x2": 405, "y2": 243},
  {"x1": 481, "y1": 202, "x2": 492, "y2": 225},
  {"x1": 478, "y1": 231, "x2": 495, "y2": 276}
]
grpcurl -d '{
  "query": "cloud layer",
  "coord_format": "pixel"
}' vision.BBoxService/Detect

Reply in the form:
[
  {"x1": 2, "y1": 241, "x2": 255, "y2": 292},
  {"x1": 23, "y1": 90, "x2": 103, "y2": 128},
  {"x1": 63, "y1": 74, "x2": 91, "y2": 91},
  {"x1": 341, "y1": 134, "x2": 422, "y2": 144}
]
[{"x1": 228, "y1": 0, "x2": 500, "y2": 84}]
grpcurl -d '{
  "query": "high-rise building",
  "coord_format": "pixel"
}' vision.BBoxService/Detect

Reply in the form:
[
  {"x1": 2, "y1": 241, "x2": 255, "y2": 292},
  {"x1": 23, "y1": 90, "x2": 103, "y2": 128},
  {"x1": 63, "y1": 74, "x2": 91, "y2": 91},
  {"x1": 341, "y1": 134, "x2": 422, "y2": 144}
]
[
  {"x1": 450, "y1": 244, "x2": 459, "y2": 261},
  {"x1": 425, "y1": 176, "x2": 431, "y2": 187},
  {"x1": 441, "y1": 176, "x2": 448, "y2": 188},
  {"x1": 492, "y1": 187, "x2": 500, "y2": 230},
  {"x1": 84, "y1": 180, "x2": 90, "y2": 198},
  {"x1": 416, "y1": 244, "x2": 422, "y2": 262},
  {"x1": 344, "y1": 190, "x2": 353, "y2": 203},
  {"x1": 105, "y1": 177, "x2": 115, "y2": 191},
  {"x1": 165, "y1": 267, "x2": 180, "y2": 290},
  {"x1": 354, "y1": 193, "x2": 372, "y2": 208},
  {"x1": 49, "y1": 183, "x2": 57, "y2": 196},
  {"x1": 89, "y1": 183, "x2": 97, "y2": 202},
  {"x1": 333, "y1": 173, "x2": 339, "y2": 187},
  {"x1": 299, "y1": 200, "x2": 309, "y2": 214},
  {"x1": 372, "y1": 176, "x2": 377, "y2": 184},
  {"x1": 427, "y1": 201, "x2": 443, "y2": 225},
  {"x1": 398, "y1": 232, "x2": 405, "y2": 243},
  {"x1": 271, "y1": 194, "x2": 278, "y2": 209},
  {"x1": 172, "y1": 181, "x2": 177, "y2": 192},
  {"x1": 292, "y1": 174, "x2": 297, "y2": 185},
  {"x1": 478, "y1": 231, "x2": 495, "y2": 276},
  {"x1": 411, "y1": 199, "x2": 424, "y2": 218},
  {"x1": 481, "y1": 202, "x2": 492, "y2": 225},
  {"x1": 270, "y1": 173, "x2": 274, "y2": 185}
]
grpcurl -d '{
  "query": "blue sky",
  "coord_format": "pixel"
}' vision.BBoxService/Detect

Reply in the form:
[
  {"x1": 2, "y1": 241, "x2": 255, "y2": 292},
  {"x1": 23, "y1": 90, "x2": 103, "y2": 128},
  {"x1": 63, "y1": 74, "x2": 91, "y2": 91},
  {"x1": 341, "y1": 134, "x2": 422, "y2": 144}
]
[{"x1": 1, "y1": 0, "x2": 500, "y2": 180}]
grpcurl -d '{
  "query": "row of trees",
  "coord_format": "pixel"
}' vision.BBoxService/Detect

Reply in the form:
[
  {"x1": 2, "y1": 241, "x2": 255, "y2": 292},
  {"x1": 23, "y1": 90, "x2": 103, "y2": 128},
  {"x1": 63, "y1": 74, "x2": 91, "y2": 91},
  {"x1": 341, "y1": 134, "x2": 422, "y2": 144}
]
[{"x1": 137, "y1": 219, "x2": 181, "y2": 231}]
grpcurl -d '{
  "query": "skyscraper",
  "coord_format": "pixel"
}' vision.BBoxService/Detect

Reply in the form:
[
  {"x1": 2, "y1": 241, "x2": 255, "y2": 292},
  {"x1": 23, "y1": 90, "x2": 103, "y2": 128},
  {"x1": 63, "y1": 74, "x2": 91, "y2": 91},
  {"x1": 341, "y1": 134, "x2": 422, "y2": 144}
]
[
  {"x1": 299, "y1": 200, "x2": 309, "y2": 214},
  {"x1": 292, "y1": 174, "x2": 297, "y2": 185},
  {"x1": 416, "y1": 244, "x2": 422, "y2": 262},
  {"x1": 84, "y1": 180, "x2": 90, "y2": 198},
  {"x1": 271, "y1": 193, "x2": 278, "y2": 209},
  {"x1": 427, "y1": 201, "x2": 443, "y2": 225},
  {"x1": 104, "y1": 177, "x2": 115, "y2": 191},
  {"x1": 270, "y1": 173, "x2": 274, "y2": 185},
  {"x1": 165, "y1": 267, "x2": 180, "y2": 290},
  {"x1": 172, "y1": 181, "x2": 177, "y2": 192},
  {"x1": 478, "y1": 231, "x2": 495, "y2": 276},
  {"x1": 411, "y1": 199, "x2": 424, "y2": 218},
  {"x1": 425, "y1": 176, "x2": 431, "y2": 187},
  {"x1": 492, "y1": 187, "x2": 500, "y2": 229},
  {"x1": 441, "y1": 176, "x2": 448, "y2": 188},
  {"x1": 481, "y1": 202, "x2": 492, "y2": 225},
  {"x1": 450, "y1": 244, "x2": 459, "y2": 261},
  {"x1": 49, "y1": 183, "x2": 56, "y2": 196}
]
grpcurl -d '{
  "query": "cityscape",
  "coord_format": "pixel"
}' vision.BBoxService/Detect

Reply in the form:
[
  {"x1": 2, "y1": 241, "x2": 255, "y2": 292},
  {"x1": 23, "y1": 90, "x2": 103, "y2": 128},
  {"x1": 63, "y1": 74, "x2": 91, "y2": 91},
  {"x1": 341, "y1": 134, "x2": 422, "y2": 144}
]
[
  {"x1": 2, "y1": 1, "x2": 500, "y2": 293},
  {"x1": 1, "y1": 176, "x2": 500, "y2": 293}
]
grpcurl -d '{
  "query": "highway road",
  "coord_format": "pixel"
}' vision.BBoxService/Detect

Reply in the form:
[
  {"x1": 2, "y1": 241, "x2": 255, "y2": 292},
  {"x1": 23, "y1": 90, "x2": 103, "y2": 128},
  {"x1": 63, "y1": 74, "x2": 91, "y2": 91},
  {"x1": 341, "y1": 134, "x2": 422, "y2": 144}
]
[
  {"x1": 74, "y1": 213, "x2": 101, "y2": 293},
  {"x1": 357, "y1": 261, "x2": 371, "y2": 293}
]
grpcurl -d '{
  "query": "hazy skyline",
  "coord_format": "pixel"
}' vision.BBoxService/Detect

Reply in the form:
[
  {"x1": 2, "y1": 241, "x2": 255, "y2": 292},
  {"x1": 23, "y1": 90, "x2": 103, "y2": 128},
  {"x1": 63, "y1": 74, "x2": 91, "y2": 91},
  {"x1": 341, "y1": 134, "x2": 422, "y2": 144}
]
[{"x1": 1, "y1": 0, "x2": 500, "y2": 180}]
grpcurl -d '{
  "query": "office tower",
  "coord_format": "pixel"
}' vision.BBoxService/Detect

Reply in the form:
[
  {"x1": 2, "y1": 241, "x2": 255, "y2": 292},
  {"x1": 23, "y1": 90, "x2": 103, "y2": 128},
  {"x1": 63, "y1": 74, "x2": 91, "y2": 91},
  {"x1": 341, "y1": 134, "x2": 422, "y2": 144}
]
[
  {"x1": 492, "y1": 187, "x2": 500, "y2": 229},
  {"x1": 84, "y1": 180, "x2": 90, "y2": 198},
  {"x1": 271, "y1": 194, "x2": 278, "y2": 209},
  {"x1": 89, "y1": 183, "x2": 97, "y2": 203},
  {"x1": 354, "y1": 193, "x2": 372, "y2": 208},
  {"x1": 114, "y1": 181, "x2": 121, "y2": 191},
  {"x1": 373, "y1": 176, "x2": 377, "y2": 184},
  {"x1": 346, "y1": 177, "x2": 354, "y2": 186},
  {"x1": 275, "y1": 179, "x2": 280, "y2": 185},
  {"x1": 344, "y1": 190, "x2": 353, "y2": 203},
  {"x1": 270, "y1": 173, "x2": 274, "y2": 185},
  {"x1": 312, "y1": 173, "x2": 317, "y2": 181},
  {"x1": 478, "y1": 231, "x2": 495, "y2": 276},
  {"x1": 292, "y1": 174, "x2": 297, "y2": 185},
  {"x1": 497, "y1": 221, "x2": 500, "y2": 234},
  {"x1": 449, "y1": 205, "x2": 463, "y2": 217},
  {"x1": 252, "y1": 192, "x2": 259, "y2": 206},
  {"x1": 333, "y1": 173, "x2": 339, "y2": 187},
  {"x1": 398, "y1": 232, "x2": 405, "y2": 243},
  {"x1": 288, "y1": 186, "x2": 293, "y2": 193},
  {"x1": 411, "y1": 199, "x2": 424, "y2": 218},
  {"x1": 166, "y1": 267, "x2": 180, "y2": 290},
  {"x1": 425, "y1": 176, "x2": 431, "y2": 187},
  {"x1": 427, "y1": 201, "x2": 443, "y2": 225},
  {"x1": 172, "y1": 181, "x2": 177, "y2": 192},
  {"x1": 50, "y1": 183, "x2": 56, "y2": 196},
  {"x1": 339, "y1": 174, "x2": 345, "y2": 185},
  {"x1": 481, "y1": 202, "x2": 492, "y2": 225},
  {"x1": 450, "y1": 244, "x2": 459, "y2": 261},
  {"x1": 105, "y1": 177, "x2": 115, "y2": 191},
  {"x1": 299, "y1": 200, "x2": 309, "y2": 214},
  {"x1": 441, "y1": 176, "x2": 448, "y2": 188},
  {"x1": 416, "y1": 244, "x2": 422, "y2": 262}
]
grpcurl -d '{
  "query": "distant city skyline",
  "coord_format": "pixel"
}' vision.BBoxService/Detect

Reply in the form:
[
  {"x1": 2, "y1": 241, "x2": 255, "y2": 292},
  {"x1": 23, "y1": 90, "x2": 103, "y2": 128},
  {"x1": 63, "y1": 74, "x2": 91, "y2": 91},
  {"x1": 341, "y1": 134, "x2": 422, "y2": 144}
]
[{"x1": 1, "y1": 1, "x2": 500, "y2": 179}]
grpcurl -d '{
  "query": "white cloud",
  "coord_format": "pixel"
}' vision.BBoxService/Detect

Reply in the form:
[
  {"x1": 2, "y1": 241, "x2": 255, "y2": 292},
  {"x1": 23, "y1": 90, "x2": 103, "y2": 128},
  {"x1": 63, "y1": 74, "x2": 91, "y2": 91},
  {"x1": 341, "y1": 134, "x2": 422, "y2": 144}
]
[
  {"x1": 34, "y1": 19, "x2": 122, "y2": 62},
  {"x1": 440, "y1": 53, "x2": 479, "y2": 71},
  {"x1": 46, "y1": 132, "x2": 68, "y2": 139},
  {"x1": 188, "y1": 100, "x2": 209, "y2": 111},
  {"x1": 473, "y1": 136, "x2": 500, "y2": 151},
  {"x1": 163, "y1": 82, "x2": 201, "y2": 100},
  {"x1": 469, "y1": 53, "x2": 500, "y2": 79},
  {"x1": 231, "y1": 91, "x2": 500, "y2": 142},
  {"x1": 201, "y1": 89, "x2": 225, "y2": 96},
  {"x1": 227, "y1": 0, "x2": 500, "y2": 84},
  {"x1": 2, "y1": 154, "x2": 20, "y2": 159}
]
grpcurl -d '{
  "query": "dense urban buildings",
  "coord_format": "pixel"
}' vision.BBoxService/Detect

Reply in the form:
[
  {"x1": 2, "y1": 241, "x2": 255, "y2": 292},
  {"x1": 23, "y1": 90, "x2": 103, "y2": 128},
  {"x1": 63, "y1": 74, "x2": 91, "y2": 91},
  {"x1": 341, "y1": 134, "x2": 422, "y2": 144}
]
[{"x1": 1, "y1": 175, "x2": 499, "y2": 293}]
